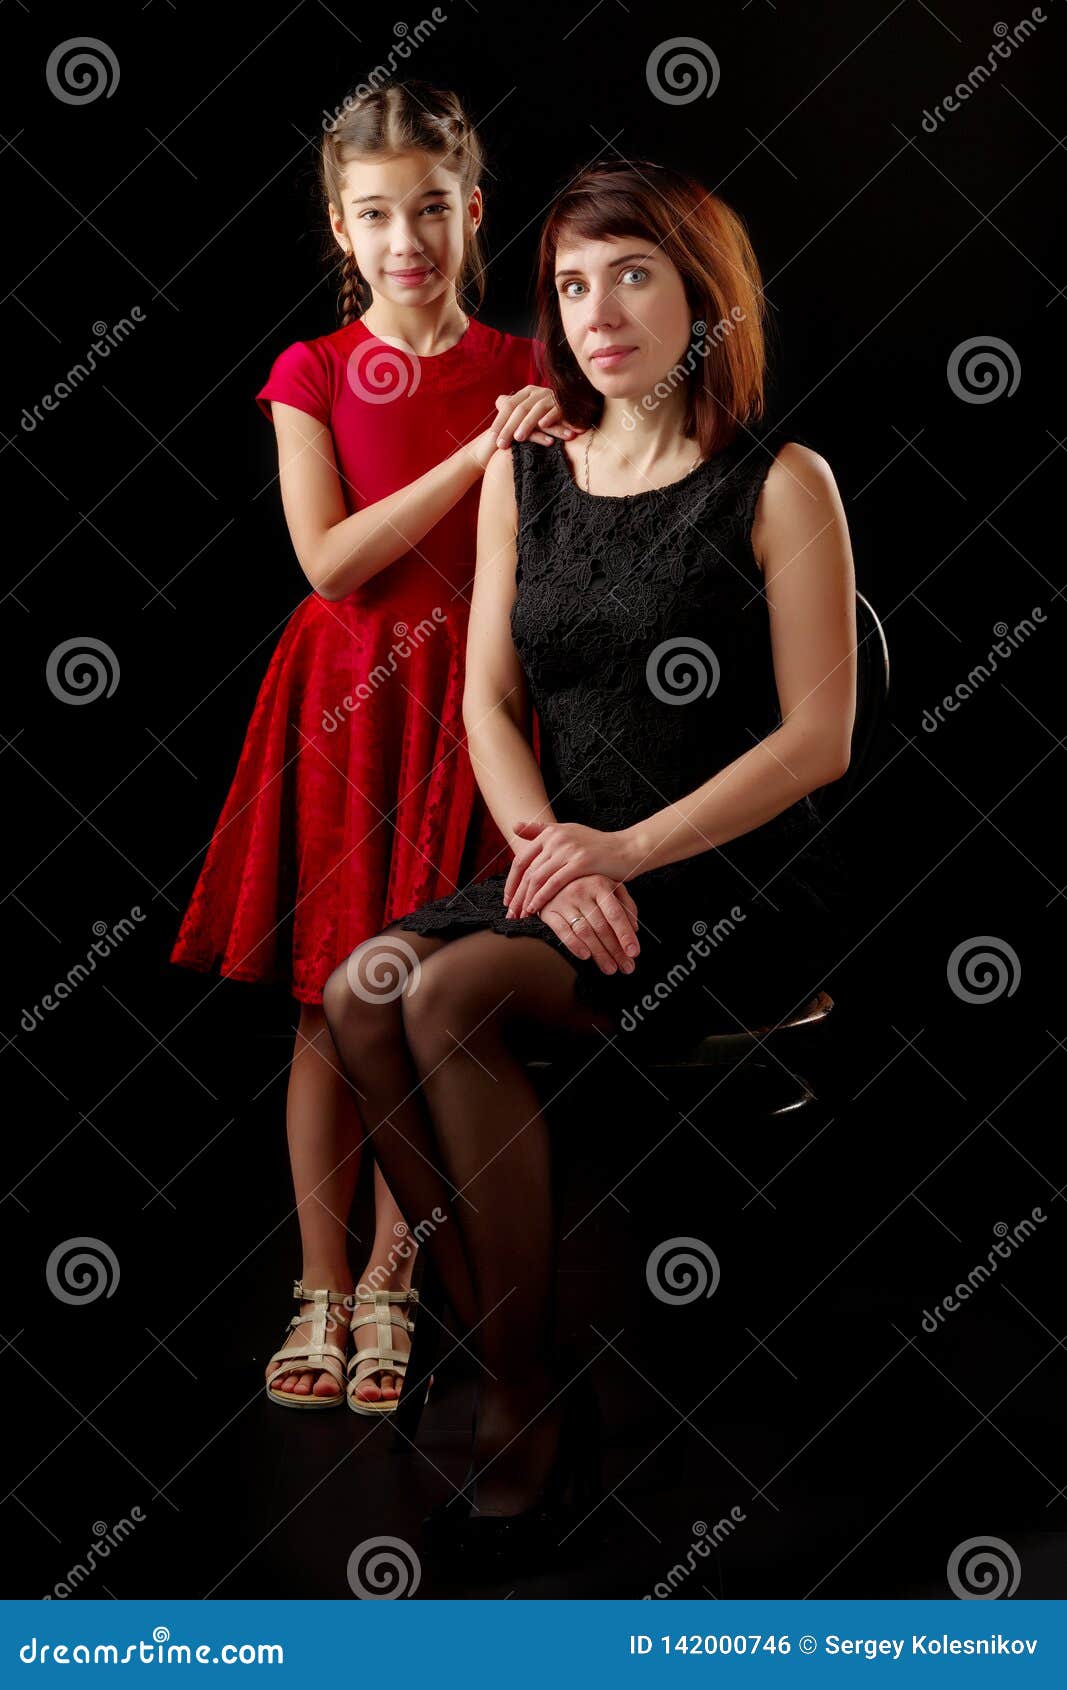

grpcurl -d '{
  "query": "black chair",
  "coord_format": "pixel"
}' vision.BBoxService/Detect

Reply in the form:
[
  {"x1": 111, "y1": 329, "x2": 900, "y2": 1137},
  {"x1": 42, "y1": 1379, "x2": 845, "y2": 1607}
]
[{"x1": 392, "y1": 591, "x2": 890, "y2": 1445}]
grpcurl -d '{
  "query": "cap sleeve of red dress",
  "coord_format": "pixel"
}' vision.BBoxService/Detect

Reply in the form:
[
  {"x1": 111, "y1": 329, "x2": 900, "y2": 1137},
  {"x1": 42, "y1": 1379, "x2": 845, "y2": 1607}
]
[{"x1": 255, "y1": 338, "x2": 332, "y2": 425}]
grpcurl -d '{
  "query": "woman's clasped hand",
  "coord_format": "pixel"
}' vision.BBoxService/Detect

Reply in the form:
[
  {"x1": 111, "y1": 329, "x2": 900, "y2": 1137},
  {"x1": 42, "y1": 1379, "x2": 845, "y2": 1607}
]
[{"x1": 503, "y1": 821, "x2": 643, "y2": 974}]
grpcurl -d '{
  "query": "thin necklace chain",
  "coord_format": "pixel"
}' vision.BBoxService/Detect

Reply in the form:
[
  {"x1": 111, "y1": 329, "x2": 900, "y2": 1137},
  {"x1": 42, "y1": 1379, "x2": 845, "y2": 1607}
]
[{"x1": 582, "y1": 426, "x2": 703, "y2": 492}]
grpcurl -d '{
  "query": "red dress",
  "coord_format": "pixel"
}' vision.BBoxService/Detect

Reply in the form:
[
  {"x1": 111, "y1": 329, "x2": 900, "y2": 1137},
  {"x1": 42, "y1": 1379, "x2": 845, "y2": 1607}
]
[{"x1": 170, "y1": 315, "x2": 543, "y2": 1003}]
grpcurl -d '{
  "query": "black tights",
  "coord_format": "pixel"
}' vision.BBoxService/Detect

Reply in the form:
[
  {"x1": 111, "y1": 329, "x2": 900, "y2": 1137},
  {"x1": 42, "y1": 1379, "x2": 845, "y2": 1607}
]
[{"x1": 321, "y1": 925, "x2": 613, "y2": 1512}]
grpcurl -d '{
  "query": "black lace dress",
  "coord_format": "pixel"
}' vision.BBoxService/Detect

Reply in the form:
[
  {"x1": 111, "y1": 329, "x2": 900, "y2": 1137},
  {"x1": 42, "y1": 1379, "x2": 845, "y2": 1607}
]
[{"x1": 383, "y1": 422, "x2": 848, "y2": 1057}]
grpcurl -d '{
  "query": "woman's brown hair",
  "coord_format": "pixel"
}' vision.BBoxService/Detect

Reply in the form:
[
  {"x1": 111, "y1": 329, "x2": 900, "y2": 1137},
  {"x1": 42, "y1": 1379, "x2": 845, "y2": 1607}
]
[
  {"x1": 534, "y1": 159, "x2": 768, "y2": 457},
  {"x1": 319, "y1": 80, "x2": 488, "y2": 327}
]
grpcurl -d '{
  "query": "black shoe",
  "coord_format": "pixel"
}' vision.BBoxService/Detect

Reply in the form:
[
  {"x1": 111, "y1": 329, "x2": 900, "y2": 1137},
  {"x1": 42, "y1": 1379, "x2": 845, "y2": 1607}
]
[
  {"x1": 389, "y1": 1258, "x2": 447, "y2": 1448},
  {"x1": 421, "y1": 1408, "x2": 477, "y2": 1555},
  {"x1": 451, "y1": 1359, "x2": 605, "y2": 1580}
]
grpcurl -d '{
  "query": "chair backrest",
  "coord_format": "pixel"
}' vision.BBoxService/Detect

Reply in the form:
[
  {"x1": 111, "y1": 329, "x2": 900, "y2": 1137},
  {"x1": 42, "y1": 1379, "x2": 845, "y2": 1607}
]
[{"x1": 811, "y1": 589, "x2": 890, "y2": 818}]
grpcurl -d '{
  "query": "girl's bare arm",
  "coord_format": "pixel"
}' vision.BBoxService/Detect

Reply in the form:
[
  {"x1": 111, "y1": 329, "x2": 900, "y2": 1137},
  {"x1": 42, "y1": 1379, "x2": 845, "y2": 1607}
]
[{"x1": 269, "y1": 401, "x2": 496, "y2": 601}]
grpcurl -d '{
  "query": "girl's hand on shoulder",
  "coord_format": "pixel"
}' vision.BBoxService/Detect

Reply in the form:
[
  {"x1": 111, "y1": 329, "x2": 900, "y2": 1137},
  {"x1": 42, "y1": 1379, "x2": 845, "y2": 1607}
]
[
  {"x1": 535, "y1": 875, "x2": 640, "y2": 975},
  {"x1": 492, "y1": 387, "x2": 588, "y2": 449}
]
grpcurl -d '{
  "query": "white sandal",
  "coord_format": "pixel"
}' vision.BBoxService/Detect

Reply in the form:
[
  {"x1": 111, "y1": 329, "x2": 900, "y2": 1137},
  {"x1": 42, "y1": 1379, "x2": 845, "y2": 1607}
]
[
  {"x1": 347, "y1": 1287, "x2": 422, "y2": 1417},
  {"x1": 265, "y1": 1280, "x2": 350, "y2": 1410}
]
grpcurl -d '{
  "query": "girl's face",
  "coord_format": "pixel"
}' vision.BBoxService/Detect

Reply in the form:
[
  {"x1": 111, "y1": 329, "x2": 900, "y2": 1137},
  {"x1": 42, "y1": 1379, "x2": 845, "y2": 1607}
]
[
  {"x1": 331, "y1": 149, "x2": 481, "y2": 307},
  {"x1": 554, "y1": 233, "x2": 694, "y2": 401}
]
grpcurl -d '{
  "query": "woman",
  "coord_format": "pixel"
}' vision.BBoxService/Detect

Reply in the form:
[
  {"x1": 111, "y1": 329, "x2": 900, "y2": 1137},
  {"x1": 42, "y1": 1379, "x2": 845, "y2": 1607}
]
[{"x1": 321, "y1": 157, "x2": 857, "y2": 1571}]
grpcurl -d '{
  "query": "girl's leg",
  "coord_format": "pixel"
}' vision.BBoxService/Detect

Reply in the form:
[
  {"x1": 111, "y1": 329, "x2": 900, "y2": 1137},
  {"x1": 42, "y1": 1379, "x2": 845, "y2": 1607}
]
[
  {"x1": 265, "y1": 1000, "x2": 428, "y2": 1403},
  {"x1": 265, "y1": 1002, "x2": 360, "y2": 1399},
  {"x1": 323, "y1": 928, "x2": 613, "y2": 1513},
  {"x1": 322, "y1": 931, "x2": 483, "y2": 1347},
  {"x1": 349, "y1": 1164, "x2": 421, "y2": 1405}
]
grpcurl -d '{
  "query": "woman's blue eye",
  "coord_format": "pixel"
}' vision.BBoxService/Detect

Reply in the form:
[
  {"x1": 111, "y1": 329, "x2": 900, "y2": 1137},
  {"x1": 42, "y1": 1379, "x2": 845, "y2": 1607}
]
[{"x1": 560, "y1": 267, "x2": 649, "y2": 298}]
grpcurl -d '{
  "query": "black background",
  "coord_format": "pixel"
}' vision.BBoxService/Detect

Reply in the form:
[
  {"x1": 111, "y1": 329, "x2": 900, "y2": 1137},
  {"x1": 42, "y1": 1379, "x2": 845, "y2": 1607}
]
[{"x1": 2, "y1": 0, "x2": 1064, "y2": 1600}]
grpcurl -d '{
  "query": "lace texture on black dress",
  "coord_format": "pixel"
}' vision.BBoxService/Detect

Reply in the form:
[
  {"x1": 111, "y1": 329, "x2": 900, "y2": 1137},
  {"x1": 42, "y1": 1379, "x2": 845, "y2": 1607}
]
[{"x1": 384, "y1": 421, "x2": 848, "y2": 1055}]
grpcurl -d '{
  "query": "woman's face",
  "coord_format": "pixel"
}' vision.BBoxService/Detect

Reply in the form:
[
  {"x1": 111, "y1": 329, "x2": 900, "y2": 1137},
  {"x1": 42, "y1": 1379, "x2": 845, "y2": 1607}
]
[
  {"x1": 554, "y1": 233, "x2": 694, "y2": 400},
  {"x1": 331, "y1": 149, "x2": 481, "y2": 307}
]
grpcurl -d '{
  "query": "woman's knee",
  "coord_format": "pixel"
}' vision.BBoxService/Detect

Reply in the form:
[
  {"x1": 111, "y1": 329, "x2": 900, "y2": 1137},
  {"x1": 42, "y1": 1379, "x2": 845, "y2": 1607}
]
[
  {"x1": 321, "y1": 940, "x2": 409, "y2": 1061},
  {"x1": 400, "y1": 946, "x2": 515, "y2": 1072}
]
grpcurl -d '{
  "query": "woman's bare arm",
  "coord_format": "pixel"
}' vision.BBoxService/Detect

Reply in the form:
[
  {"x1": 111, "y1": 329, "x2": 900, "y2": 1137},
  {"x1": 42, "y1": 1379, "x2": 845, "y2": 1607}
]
[
  {"x1": 465, "y1": 449, "x2": 640, "y2": 970},
  {"x1": 623, "y1": 442, "x2": 858, "y2": 876},
  {"x1": 461, "y1": 447, "x2": 557, "y2": 851}
]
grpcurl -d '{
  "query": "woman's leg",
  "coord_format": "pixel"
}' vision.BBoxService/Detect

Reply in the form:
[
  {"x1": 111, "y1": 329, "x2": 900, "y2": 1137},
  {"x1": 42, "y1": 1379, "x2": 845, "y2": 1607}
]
[{"x1": 323, "y1": 927, "x2": 613, "y2": 1512}]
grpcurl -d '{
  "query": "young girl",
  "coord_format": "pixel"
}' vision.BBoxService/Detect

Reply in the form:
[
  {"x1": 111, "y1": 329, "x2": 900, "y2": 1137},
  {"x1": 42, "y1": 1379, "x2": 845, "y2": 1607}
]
[
  {"x1": 170, "y1": 80, "x2": 584, "y2": 1414},
  {"x1": 321, "y1": 156, "x2": 857, "y2": 1571}
]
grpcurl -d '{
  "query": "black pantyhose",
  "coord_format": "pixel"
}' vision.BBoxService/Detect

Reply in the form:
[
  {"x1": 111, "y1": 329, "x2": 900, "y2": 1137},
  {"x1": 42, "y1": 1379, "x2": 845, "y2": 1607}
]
[{"x1": 322, "y1": 925, "x2": 611, "y2": 1516}]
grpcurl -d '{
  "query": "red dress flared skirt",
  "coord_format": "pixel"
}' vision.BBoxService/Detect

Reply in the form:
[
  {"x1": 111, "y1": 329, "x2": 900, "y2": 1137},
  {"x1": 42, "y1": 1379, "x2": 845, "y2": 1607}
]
[{"x1": 170, "y1": 592, "x2": 507, "y2": 1003}]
